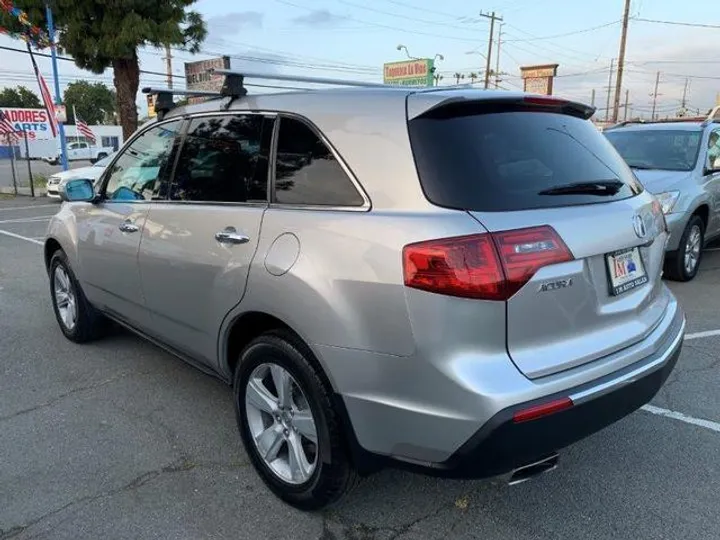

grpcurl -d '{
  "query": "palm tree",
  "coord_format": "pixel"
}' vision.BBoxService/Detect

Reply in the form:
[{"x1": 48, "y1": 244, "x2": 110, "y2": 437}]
[
  {"x1": 454, "y1": 72, "x2": 465, "y2": 85},
  {"x1": 469, "y1": 72, "x2": 479, "y2": 84}
]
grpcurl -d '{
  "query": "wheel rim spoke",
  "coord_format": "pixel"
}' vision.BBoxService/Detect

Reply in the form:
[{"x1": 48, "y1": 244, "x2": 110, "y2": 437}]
[
  {"x1": 245, "y1": 363, "x2": 318, "y2": 485},
  {"x1": 270, "y1": 365, "x2": 292, "y2": 409},
  {"x1": 287, "y1": 431, "x2": 313, "y2": 483},
  {"x1": 53, "y1": 267, "x2": 76, "y2": 331},
  {"x1": 246, "y1": 378, "x2": 278, "y2": 415},
  {"x1": 293, "y1": 409, "x2": 318, "y2": 444},
  {"x1": 256, "y1": 425, "x2": 285, "y2": 462}
]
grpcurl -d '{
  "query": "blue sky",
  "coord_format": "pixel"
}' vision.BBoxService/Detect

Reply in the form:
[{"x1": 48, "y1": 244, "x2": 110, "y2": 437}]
[{"x1": 1, "y1": 0, "x2": 719, "y2": 119}]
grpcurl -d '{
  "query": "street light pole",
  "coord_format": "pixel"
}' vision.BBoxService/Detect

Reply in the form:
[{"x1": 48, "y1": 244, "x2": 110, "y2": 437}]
[{"x1": 45, "y1": 3, "x2": 68, "y2": 171}]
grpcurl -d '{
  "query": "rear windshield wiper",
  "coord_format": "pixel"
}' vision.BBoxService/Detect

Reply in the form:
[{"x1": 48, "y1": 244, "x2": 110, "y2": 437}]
[{"x1": 538, "y1": 180, "x2": 624, "y2": 196}]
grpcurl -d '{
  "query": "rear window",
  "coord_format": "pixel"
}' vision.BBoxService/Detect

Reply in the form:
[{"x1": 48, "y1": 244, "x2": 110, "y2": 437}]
[{"x1": 408, "y1": 106, "x2": 643, "y2": 212}]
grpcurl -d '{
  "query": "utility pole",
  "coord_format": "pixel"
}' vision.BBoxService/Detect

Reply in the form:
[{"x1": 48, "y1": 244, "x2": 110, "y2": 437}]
[
  {"x1": 163, "y1": 45, "x2": 173, "y2": 89},
  {"x1": 495, "y1": 22, "x2": 504, "y2": 89},
  {"x1": 480, "y1": 11, "x2": 503, "y2": 89},
  {"x1": 612, "y1": 0, "x2": 632, "y2": 123},
  {"x1": 591, "y1": 89, "x2": 596, "y2": 107},
  {"x1": 680, "y1": 78, "x2": 689, "y2": 116},
  {"x1": 623, "y1": 89, "x2": 630, "y2": 121},
  {"x1": 605, "y1": 58, "x2": 615, "y2": 122},
  {"x1": 45, "y1": 3, "x2": 68, "y2": 171},
  {"x1": 651, "y1": 71, "x2": 661, "y2": 121}
]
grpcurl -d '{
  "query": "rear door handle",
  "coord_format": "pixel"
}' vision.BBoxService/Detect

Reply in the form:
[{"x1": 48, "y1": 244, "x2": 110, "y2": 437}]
[
  {"x1": 118, "y1": 220, "x2": 139, "y2": 233},
  {"x1": 215, "y1": 226, "x2": 250, "y2": 245}
]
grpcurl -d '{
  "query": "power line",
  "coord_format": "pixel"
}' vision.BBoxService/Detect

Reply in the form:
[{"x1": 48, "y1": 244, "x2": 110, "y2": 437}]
[
  {"x1": 504, "y1": 20, "x2": 622, "y2": 42},
  {"x1": 271, "y1": 0, "x2": 484, "y2": 43},
  {"x1": 333, "y1": 0, "x2": 485, "y2": 32},
  {"x1": 635, "y1": 18, "x2": 720, "y2": 30}
]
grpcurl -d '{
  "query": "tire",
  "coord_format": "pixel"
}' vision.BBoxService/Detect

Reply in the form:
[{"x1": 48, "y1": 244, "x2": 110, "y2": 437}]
[
  {"x1": 49, "y1": 249, "x2": 107, "y2": 342},
  {"x1": 234, "y1": 330, "x2": 359, "y2": 510},
  {"x1": 664, "y1": 214, "x2": 705, "y2": 282}
]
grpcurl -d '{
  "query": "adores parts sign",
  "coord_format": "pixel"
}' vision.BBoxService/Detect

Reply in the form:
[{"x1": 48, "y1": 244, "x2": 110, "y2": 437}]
[
  {"x1": 383, "y1": 59, "x2": 434, "y2": 87},
  {"x1": 0, "y1": 107, "x2": 54, "y2": 140}
]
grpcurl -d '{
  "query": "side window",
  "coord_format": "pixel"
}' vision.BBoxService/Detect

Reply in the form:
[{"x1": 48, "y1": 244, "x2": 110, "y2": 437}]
[
  {"x1": 170, "y1": 114, "x2": 272, "y2": 203},
  {"x1": 708, "y1": 129, "x2": 720, "y2": 169},
  {"x1": 274, "y1": 117, "x2": 364, "y2": 207},
  {"x1": 79, "y1": 142, "x2": 88, "y2": 149},
  {"x1": 103, "y1": 120, "x2": 182, "y2": 201},
  {"x1": 68, "y1": 142, "x2": 78, "y2": 150}
]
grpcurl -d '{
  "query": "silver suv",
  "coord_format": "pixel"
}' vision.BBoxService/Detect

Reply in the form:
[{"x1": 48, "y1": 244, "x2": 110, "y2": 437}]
[
  {"x1": 45, "y1": 74, "x2": 686, "y2": 510},
  {"x1": 604, "y1": 115, "x2": 720, "y2": 281}
]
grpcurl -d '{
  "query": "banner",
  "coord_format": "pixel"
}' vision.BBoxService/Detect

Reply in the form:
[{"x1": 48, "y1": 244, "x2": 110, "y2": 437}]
[
  {"x1": 0, "y1": 107, "x2": 54, "y2": 140},
  {"x1": 0, "y1": 0, "x2": 51, "y2": 48}
]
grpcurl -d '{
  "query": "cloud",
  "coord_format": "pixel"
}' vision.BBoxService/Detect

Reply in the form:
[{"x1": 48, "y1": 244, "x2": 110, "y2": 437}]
[
  {"x1": 207, "y1": 11, "x2": 264, "y2": 38},
  {"x1": 291, "y1": 9, "x2": 343, "y2": 27}
]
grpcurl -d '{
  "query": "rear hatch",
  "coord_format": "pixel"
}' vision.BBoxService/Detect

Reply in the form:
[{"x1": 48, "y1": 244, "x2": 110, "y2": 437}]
[{"x1": 407, "y1": 94, "x2": 669, "y2": 379}]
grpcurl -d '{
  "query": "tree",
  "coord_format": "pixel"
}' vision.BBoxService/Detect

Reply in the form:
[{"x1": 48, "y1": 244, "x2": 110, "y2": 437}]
[
  {"x1": 0, "y1": 86, "x2": 42, "y2": 108},
  {"x1": 64, "y1": 81, "x2": 116, "y2": 125},
  {"x1": 1, "y1": 1, "x2": 206, "y2": 139},
  {"x1": 469, "y1": 72, "x2": 479, "y2": 84}
]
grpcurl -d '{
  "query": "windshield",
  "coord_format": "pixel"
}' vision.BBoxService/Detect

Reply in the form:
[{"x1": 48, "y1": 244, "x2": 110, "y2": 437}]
[
  {"x1": 604, "y1": 129, "x2": 702, "y2": 172},
  {"x1": 94, "y1": 152, "x2": 116, "y2": 168},
  {"x1": 408, "y1": 108, "x2": 643, "y2": 212}
]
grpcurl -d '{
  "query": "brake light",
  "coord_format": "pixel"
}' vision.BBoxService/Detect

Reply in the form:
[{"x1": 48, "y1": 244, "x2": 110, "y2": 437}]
[
  {"x1": 523, "y1": 96, "x2": 567, "y2": 107},
  {"x1": 402, "y1": 226, "x2": 573, "y2": 301},
  {"x1": 513, "y1": 397, "x2": 574, "y2": 423},
  {"x1": 492, "y1": 226, "x2": 574, "y2": 298}
]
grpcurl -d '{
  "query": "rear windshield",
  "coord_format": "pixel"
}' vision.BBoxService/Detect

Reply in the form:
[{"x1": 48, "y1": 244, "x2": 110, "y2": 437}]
[
  {"x1": 408, "y1": 107, "x2": 643, "y2": 212},
  {"x1": 604, "y1": 129, "x2": 702, "y2": 172}
]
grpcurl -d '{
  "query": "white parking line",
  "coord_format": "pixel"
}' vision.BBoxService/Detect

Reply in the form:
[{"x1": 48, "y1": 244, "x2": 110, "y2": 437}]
[
  {"x1": 0, "y1": 216, "x2": 54, "y2": 224},
  {"x1": 0, "y1": 203, "x2": 58, "y2": 212},
  {"x1": 684, "y1": 329, "x2": 720, "y2": 341},
  {"x1": 642, "y1": 405, "x2": 720, "y2": 434},
  {"x1": 0, "y1": 229, "x2": 44, "y2": 245}
]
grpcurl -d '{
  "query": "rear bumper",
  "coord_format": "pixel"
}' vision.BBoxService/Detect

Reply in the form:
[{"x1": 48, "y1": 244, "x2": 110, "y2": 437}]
[{"x1": 398, "y1": 306, "x2": 685, "y2": 479}]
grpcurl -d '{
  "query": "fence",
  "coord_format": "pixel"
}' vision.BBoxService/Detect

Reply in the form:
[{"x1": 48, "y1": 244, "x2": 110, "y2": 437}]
[{"x1": 1, "y1": 132, "x2": 38, "y2": 197}]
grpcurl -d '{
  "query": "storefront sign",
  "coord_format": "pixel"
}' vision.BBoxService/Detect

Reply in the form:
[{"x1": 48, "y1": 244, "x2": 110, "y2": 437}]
[
  {"x1": 520, "y1": 64, "x2": 559, "y2": 96},
  {"x1": 0, "y1": 107, "x2": 53, "y2": 139},
  {"x1": 185, "y1": 56, "x2": 231, "y2": 103},
  {"x1": 383, "y1": 59, "x2": 434, "y2": 87}
]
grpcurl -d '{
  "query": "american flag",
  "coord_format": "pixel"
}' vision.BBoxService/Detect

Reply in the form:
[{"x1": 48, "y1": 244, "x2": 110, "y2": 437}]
[
  {"x1": 27, "y1": 45, "x2": 58, "y2": 137},
  {"x1": 0, "y1": 110, "x2": 19, "y2": 142},
  {"x1": 74, "y1": 108, "x2": 96, "y2": 143}
]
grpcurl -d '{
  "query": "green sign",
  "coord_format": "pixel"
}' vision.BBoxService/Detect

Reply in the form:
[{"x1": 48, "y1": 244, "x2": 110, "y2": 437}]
[{"x1": 383, "y1": 58, "x2": 434, "y2": 87}]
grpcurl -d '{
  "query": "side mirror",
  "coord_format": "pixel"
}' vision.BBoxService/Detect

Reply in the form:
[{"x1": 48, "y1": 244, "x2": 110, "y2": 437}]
[{"x1": 59, "y1": 178, "x2": 95, "y2": 203}]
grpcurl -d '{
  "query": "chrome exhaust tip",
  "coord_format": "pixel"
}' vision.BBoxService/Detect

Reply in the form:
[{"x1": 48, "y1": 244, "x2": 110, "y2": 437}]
[{"x1": 508, "y1": 454, "x2": 559, "y2": 486}]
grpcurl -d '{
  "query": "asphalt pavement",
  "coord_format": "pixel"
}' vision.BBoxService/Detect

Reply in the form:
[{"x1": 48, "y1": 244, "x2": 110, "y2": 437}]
[{"x1": 1, "y1": 197, "x2": 719, "y2": 540}]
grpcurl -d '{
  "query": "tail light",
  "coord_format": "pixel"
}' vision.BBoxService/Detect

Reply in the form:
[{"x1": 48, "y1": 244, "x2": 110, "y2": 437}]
[{"x1": 402, "y1": 225, "x2": 573, "y2": 301}]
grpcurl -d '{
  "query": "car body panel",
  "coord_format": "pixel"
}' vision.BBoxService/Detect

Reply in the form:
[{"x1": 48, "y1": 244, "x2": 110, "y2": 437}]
[
  {"x1": 468, "y1": 192, "x2": 668, "y2": 378},
  {"x1": 138, "y1": 203, "x2": 267, "y2": 365}
]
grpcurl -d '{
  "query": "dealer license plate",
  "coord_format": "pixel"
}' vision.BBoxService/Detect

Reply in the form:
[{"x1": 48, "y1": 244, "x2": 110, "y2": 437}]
[{"x1": 606, "y1": 247, "x2": 648, "y2": 296}]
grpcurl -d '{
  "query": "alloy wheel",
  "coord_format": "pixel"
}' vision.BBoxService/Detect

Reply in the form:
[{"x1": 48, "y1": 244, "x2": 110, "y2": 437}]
[{"x1": 245, "y1": 363, "x2": 319, "y2": 485}]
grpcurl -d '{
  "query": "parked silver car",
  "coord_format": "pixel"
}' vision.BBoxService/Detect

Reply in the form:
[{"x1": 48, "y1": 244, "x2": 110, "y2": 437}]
[
  {"x1": 44, "y1": 75, "x2": 686, "y2": 510},
  {"x1": 604, "y1": 116, "x2": 720, "y2": 281}
]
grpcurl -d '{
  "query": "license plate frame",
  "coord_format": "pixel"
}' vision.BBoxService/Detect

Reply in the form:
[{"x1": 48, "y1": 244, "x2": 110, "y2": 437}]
[{"x1": 605, "y1": 247, "x2": 649, "y2": 296}]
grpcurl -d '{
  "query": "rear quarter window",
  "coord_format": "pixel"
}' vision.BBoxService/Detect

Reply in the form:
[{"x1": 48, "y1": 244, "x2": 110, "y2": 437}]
[{"x1": 408, "y1": 106, "x2": 643, "y2": 212}]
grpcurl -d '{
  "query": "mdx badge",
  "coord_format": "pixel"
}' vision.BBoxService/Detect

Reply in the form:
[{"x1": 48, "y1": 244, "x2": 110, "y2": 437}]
[
  {"x1": 539, "y1": 278, "x2": 573, "y2": 292},
  {"x1": 633, "y1": 214, "x2": 647, "y2": 239}
]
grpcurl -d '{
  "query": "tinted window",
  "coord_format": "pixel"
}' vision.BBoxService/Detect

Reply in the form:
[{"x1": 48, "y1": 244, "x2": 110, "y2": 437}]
[
  {"x1": 103, "y1": 120, "x2": 182, "y2": 201},
  {"x1": 171, "y1": 115, "x2": 271, "y2": 203},
  {"x1": 274, "y1": 117, "x2": 364, "y2": 206},
  {"x1": 409, "y1": 107, "x2": 643, "y2": 212},
  {"x1": 706, "y1": 129, "x2": 720, "y2": 169},
  {"x1": 605, "y1": 129, "x2": 703, "y2": 172}
]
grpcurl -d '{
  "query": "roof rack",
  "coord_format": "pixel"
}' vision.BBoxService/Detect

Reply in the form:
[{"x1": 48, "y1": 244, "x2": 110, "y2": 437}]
[
  {"x1": 141, "y1": 87, "x2": 228, "y2": 120},
  {"x1": 212, "y1": 69, "x2": 390, "y2": 89}
]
